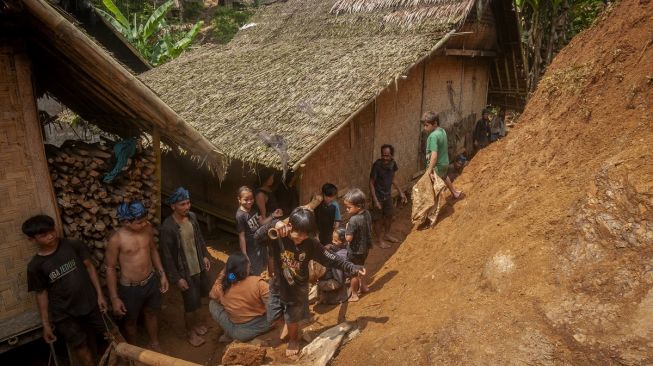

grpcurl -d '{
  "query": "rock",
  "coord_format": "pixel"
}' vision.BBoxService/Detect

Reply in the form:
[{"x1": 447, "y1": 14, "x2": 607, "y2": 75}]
[{"x1": 221, "y1": 343, "x2": 266, "y2": 366}]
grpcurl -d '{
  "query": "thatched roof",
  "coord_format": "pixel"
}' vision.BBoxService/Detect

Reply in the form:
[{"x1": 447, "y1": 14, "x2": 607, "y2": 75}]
[
  {"x1": 142, "y1": 0, "x2": 478, "y2": 169},
  {"x1": 5, "y1": 0, "x2": 228, "y2": 177}
]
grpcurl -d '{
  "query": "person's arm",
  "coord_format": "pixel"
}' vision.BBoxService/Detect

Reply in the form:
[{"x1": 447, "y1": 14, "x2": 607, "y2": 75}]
[
  {"x1": 209, "y1": 272, "x2": 225, "y2": 301},
  {"x1": 310, "y1": 241, "x2": 364, "y2": 277},
  {"x1": 148, "y1": 225, "x2": 169, "y2": 294},
  {"x1": 369, "y1": 178, "x2": 381, "y2": 210},
  {"x1": 238, "y1": 232, "x2": 248, "y2": 255},
  {"x1": 427, "y1": 151, "x2": 437, "y2": 179},
  {"x1": 105, "y1": 233, "x2": 126, "y2": 316},
  {"x1": 258, "y1": 279, "x2": 270, "y2": 306},
  {"x1": 83, "y1": 258, "x2": 107, "y2": 313},
  {"x1": 190, "y1": 215, "x2": 211, "y2": 272},
  {"x1": 35, "y1": 290, "x2": 56, "y2": 343},
  {"x1": 158, "y1": 226, "x2": 182, "y2": 285},
  {"x1": 391, "y1": 179, "x2": 407, "y2": 203},
  {"x1": 255, "y1": 192, "x2": 268, "y2": 220},
  {"x1": 253, "y1": 219, "x2": 280, "y2": 243}
]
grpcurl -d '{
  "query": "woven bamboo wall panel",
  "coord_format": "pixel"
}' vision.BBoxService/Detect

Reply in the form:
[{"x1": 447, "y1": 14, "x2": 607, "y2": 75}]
[
  {"x1": 0, "y1": 46, "x2": 57, "y2": 321},
  {"x1": 300, "y1": 103, "x2": 375, "y2": 206}
]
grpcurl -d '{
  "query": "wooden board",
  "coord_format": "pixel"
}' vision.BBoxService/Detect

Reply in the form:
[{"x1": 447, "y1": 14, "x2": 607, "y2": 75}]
[{"x1": 0, "y1": 43, "x2": 59, "y2": 334}]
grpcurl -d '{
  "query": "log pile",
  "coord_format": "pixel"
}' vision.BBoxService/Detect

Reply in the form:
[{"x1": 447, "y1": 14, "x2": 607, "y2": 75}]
[{"x1": 45, "y1": 140, "x2": 159, "y2": 275}]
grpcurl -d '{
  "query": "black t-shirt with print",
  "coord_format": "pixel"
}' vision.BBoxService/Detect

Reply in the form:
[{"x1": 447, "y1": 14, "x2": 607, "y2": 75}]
[
  {"x1": 314, "y1": 202, "x2": 336, "y2": 245},
  {"x1": 254, "y1": 221, "x2": 362, "y2": 305},
  {"x1": 346, "y1": 210, "x2": 373, "y2": 255},
  {"x1": 235, "y1": 209, "x2": 260, "y2": 245},
  {"x1": 369, "y1": 159, "x2": 398, "y2": 201},
  {"x1": 27, "y1": 239, "x2": 97, "y2": 320}
]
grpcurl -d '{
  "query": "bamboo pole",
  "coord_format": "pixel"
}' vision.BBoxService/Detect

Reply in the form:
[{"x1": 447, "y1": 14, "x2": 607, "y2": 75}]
[
  {"x1": 114, "y1": 343, "x2": 201, "y2": 366},
  {"x1": 153, "y1": 128, "x2": 162, "y2": 224}
]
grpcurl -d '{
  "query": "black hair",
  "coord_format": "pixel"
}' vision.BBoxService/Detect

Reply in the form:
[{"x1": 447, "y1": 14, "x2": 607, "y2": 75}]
[
  {"x1": 237, "y1": 186, "x2": 253, "y2": 198},
  {"x1": 22, "y1": 215, "x2": 55, "y2": 238},
  {"x1": 380, "y1": 144, "x2": 394, "y2": 156},
  {"x1": 288, "y1": 207, "x2": 317, "y2": 236},
  {"x1": 321, "y1": 183, "x2": 338, "y2": 197},
  {"x1": 222, "y1": 252, "x2": 250, "y2": 294},
  {"x1": 343, "y1": 188, "x2": 366, "y2": 208},
  {"x1": 334, "y1": 228, "x2": 346, "y2": 243},
  {"x1": 421, "y1": 111, "x2": 440, "y2": 126}
]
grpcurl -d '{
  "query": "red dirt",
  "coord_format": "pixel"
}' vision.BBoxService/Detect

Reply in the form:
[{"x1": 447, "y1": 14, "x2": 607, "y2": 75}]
[{"x1": 153, "y1": 1, "x2": 653, "y2": 364}]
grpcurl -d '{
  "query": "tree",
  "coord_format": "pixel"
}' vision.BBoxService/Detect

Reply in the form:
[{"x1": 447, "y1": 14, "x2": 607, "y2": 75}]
[
  {"x1": 96, "y1": 0, "x2": 203, "y2": 66},
  {"x1": 515, "y1": 0, "x2": 607, "y2": 92}
]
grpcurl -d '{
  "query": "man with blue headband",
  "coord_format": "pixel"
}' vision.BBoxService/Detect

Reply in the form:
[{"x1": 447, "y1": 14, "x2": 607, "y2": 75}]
[
  {"x1": 105, "y1": 201, "x2": 169, "y2": 352},
  {"x1": 159, "y1": 187, "x2": 211, "y2": 347}
]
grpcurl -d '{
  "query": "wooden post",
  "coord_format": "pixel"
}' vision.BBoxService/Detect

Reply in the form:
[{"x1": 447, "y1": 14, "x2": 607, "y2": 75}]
[
  {"x1": 152, "y1": 128, "x2": 162, "y2": 224},
  {"x1": 114, "y1": 343, "x2": 201, "y2": 366}
]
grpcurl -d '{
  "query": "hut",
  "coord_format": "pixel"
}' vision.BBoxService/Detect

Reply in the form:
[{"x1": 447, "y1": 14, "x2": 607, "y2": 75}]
[
  {"x1": 142, "y1": 0, "x2": 526, "y2": 224},
  {"x1": 0, "y1": 0, "x2": 226, "y2": 352}
]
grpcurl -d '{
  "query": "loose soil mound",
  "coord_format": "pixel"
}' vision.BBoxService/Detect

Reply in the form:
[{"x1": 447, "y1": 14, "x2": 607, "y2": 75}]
[{"x1": 331, "y1": 1, "x2": 653, "y2": 364}]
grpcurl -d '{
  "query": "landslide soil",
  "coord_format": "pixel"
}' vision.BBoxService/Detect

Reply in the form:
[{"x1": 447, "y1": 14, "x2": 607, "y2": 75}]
[{"x1": 330, "y1": 1, "x2": 653, "y2": 364}]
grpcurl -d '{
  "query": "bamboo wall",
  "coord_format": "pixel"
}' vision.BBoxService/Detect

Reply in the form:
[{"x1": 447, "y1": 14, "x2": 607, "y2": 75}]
[{"x1": 0, "y1": 44, "x2": 59, "y2": 329}]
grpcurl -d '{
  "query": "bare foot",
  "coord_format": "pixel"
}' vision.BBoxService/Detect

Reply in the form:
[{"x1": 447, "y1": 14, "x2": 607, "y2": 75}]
[
  {"x1": 279, "y1": 323, "x2": 289, "y2": 341},
  {"x1": 360, "y1": 285, "x2": 370, "y2": 294},
  {"x1": 384, "y1": 234, "x2": 400, "y2": 243},
  {"x1": 218, "y1": 334, "x2": 233, "y2": 343},
  {"x1": 187, "y1": 331, "x2": 206, "y2": 347},
  {"x1": 453, "y1": 191, "x2": 464, "y2": 199},
  {"x1": 349, "y1": 292, "x2": 360, "y2": 302},
  {"x1": 379, "y1": 241, "x2": 392, "y2": 249},
  {"x1": 194, "y1": 324, "x2": 208, "y2": 336},
  {"x1": 286, "y1": 340, "x2": 300, "y2": 358}
]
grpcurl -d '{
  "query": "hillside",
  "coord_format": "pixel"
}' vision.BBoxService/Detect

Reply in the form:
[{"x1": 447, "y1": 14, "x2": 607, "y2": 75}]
[{"x1": 331, "y1": 1, "x2": 653, "y2": 364}]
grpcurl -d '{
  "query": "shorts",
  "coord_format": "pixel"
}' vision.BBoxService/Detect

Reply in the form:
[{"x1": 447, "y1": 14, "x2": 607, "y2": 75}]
[
  {"x1": 434, "y1": 165, "x2": 448, "y2": 179},
  {"x1": 181, "y1": 272, "x2": 209, "y2": 312},
  {"x1": 266, "y1": 286, "x2": 309, "y2": 324},
  {"x1": 371, "y1": 196, "x2": 394, "y2": 220},
  {"x1": 118, "y1": 273, "x2": 162, "y2": 321},
  {"x1": 348, "y1": 251, "x2": 368, "y2": 266},
  {"x1": 55, "y1": 307, "x2": 110, "y2": 348}
]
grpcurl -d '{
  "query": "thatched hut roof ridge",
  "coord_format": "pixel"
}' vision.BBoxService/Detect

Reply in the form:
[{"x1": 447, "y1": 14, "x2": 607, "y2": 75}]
[{"x1": 141, "y1": 0, "x2": 477, "y2": 169}]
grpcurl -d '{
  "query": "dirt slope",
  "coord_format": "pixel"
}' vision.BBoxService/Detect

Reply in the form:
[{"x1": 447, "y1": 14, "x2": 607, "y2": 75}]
[{"x1": 332, "y1": 1, "x2": 653, "y2": 364}]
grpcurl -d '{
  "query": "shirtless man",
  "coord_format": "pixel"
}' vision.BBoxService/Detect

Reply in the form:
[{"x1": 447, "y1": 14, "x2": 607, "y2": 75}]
[{"x1": 105, "y1": 201, "x2": 169, "y2": 351}]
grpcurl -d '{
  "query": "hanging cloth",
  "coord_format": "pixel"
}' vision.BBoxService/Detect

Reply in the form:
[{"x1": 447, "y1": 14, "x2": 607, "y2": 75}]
[{"x1": 103, "y1": 137, "x2": 137, "y2": 183}]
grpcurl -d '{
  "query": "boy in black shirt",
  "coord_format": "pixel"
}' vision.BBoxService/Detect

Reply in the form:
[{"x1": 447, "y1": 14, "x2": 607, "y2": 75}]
[
  {"x1": 24, "y1": 215, "x2": 110, "y2": 366},
  {"x1": 314, "y1": 183, "x2": 342, "y2": 245},
  {"x1": 254, "y1": 207, "x2": 365, "y2": 357}
]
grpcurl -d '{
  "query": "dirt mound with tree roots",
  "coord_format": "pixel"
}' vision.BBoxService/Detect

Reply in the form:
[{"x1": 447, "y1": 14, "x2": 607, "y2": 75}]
[{"x1": 331, "y1": 1, "x2": 653, "y2": 364}]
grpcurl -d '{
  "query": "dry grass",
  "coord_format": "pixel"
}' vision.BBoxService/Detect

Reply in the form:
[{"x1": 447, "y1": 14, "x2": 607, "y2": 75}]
[{"x1": 141, "y1": 0, "x2": 475, "y2": 168}]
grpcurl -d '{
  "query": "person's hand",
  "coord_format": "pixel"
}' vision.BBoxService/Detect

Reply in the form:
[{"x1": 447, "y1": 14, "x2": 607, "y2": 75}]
[
  {"x1": 42, "y1": 324, "x2": 57, "y2": 343},
  {"x1": 357, "y1": 266, "x2": 366, "y2": 276},
  {"x1": 203, "y1": 257, "x2": 211, "y2": 271},
  {"x1": 97, "y1": 295, "x2": 108, "y2": 314},
  {"x1": 374, "y1": 199, "x2": 382, "y2": 210},
  {"x1": 274, "y1": 221, "x2": 290, "y2": 238},
  {"x1": 160, "y1": 275, "x2": 169, "y2": 293},
  {"x1": 400, "y1": 192, "x2": 407, "y2": 204},
  {"x1": 177, "y1": 278, "x2": 189, "y2": 291},
  {"x1": 429, "y1": 171, "x2": 435, "y2": 181},
  {"x1": 272, "y1": 208, "x2": 284, "y2": 218},
  {"x1": 111, "y1": 297, "x2": 127, "y2": 316}
]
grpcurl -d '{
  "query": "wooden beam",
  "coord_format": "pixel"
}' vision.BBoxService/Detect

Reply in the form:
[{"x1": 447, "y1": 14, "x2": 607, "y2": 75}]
[
  {"x1": 504, "y1": 57, "x2": 512, "y2": 90},
  {"x1": 152, "y1": 128, "x2": 162, "y2": 224},
  {"x1": 493, "y1": 58, "x2": 503, "y2": 89},
  {"x1": 114, "y1": 343, "x2": 201, "y2": 366},
  {"x1": 444, "y1": 49, "x2": 497, "y2": 57}
]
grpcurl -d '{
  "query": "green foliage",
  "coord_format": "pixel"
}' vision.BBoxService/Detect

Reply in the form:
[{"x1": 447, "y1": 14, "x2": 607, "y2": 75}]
[
  {"x1": 514, "y1": 0, "x2": 607, "y2": 92},
  {"x1": 183, "y1": 1, "x2": 205, "y2": 21},
  {"x1": 96, "y1": 0, "x2": 203, "y2": 66},
  {"x1": 212, "y1": 5, "x2": 253, "y2": 44}
]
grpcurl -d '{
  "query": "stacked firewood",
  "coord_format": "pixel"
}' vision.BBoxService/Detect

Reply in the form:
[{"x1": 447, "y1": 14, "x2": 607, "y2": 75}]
[{"x1": 45, "y1": 140, "x2": 159, "y2": 276}]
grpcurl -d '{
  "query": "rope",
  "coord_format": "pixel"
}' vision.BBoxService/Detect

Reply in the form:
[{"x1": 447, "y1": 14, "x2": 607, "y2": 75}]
[{"x1": 48, "y1": 342, "x2": 59, "y2": 366}]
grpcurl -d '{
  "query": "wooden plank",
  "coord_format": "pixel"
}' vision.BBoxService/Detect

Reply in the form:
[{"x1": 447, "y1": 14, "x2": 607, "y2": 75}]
[
  {"x1": 153, "y1": 128, "x2": 162, "y2": 223},
  {"x1": 493, "y1": 58, "x2": 503, "y2": 89},
  {"x1": 504, "y1": 57, "x2": 512, "y2": 90},
  {"x1": 444, "y1": 49, "x2": 497, "y2": 57},
  {"x1": 14, "y1": 47, "x2": 61, "y2": 234},
  {"x1": 512, "y1": 48, "x2": 521, "y2": 91}
]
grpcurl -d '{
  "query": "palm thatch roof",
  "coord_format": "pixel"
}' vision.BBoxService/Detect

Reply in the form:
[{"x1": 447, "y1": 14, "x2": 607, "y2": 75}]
[
  {"x1": 4, "y1": 0, "x2": 228, "y2": 177},
  {"x1": 142, "y1": 0, "x2": 479, "y2": 170}
]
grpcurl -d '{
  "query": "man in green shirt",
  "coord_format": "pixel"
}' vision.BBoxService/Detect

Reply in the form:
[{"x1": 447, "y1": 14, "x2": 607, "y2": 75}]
[{"x1": 422, "y1": 112, "x2": 462, "y2": 199}]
